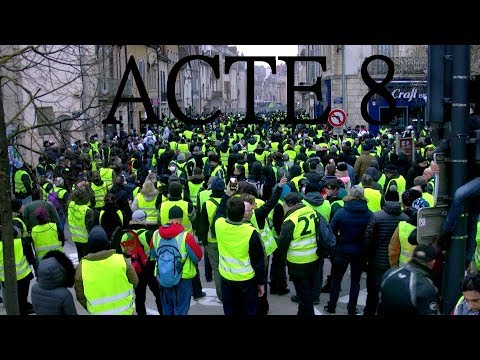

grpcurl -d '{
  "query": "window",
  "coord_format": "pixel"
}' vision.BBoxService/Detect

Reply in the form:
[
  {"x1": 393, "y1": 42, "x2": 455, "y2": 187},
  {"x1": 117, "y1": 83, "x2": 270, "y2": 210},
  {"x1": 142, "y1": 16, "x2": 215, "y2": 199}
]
[
  {"x1": 378, "y1": 45, "x2": 393, "y2": 58},
  {"x1": 138, "y1": 60, "x2": 145, "y2": 81},
  {"x1": 36, "y1": 107, "x2": 54, "y2": 135}
]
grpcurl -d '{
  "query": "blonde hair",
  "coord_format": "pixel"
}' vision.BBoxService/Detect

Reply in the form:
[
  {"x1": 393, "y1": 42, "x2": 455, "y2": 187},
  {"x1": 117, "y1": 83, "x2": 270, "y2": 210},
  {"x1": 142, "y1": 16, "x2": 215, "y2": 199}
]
[{"x1": 141, "y1": 180, "x2": 158, "y2": 197}]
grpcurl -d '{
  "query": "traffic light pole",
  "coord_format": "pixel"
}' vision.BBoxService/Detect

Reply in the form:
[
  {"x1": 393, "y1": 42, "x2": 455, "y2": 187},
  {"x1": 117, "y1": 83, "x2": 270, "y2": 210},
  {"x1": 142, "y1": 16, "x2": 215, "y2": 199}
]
[{"x1": 441, "y1": 45, "x2": 470, "y2": 315}]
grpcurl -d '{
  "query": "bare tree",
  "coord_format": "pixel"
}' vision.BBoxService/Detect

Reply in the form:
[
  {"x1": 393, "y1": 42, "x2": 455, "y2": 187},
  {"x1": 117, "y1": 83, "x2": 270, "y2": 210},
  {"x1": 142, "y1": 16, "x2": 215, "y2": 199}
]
[{"x1": 0, "y1": 45, "x2": 108, "y2": 314}]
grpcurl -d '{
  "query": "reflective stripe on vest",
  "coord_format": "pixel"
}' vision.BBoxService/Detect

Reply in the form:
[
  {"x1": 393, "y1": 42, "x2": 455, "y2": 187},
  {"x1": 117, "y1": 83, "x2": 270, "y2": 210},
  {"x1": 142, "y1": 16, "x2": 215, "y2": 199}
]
[
  {"x1": 285, "y1": 206, "x2": 319, "y2": 264},
  {"x1": 250, "y1": 212, "x2": 277, "y2": 256},
  {"x1": 31, "y1": 222, "x2": 62, "y2": 262},
  {"x1": 215, "y1": 219, "x2": 256, "y2": 281},
  {"x1": 91, "y1": 182, "x2": 109, "y2": 208},
  {"x1": 68, "y1": 202, "x2": 89, "y2": 243},
  {"x1": 188, "y1": 182, "x2": 203, "y2": 208},
  {"x1": 0, "y1": 238, "x2": 32, "y2": 281},
  {"x1": 82, "y1": 254, "x2": 134, "y2": 315},
  {"x1": 398, "y1": 221, "x2": 416, "y2": 266},
  {"x1": 137, "y1": 193, "x2": 159, "y2": 225}
]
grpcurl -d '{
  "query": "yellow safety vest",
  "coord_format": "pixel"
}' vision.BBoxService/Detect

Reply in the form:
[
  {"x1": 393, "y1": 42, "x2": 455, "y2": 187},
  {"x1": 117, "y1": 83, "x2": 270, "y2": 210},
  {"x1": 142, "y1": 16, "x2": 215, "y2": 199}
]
[
  {"x1": 188, "y1": 182, "x2": 203, "y2": 208},
  {"x1": 285, "y1": 206, "x2": 319, "y2": 264},
  {"x1": 198, "y1": 189, "x2": 212, "y2": 211},
  {"x1": 31, "y1": 222, "x2": 62, "y2": 262},
  {"x1": 136, "y1": 193, "x2": 159, "y2": 225},
  {"x1": 205, "y1": 197, "x2": 222, "y2": 243},
  {"x1": 250, "y1": 212, "x2": 277, "y2": 256},
  {"x1": 386, "y1": 175, "x2": 406, "y2": 197},
  {"x1": 99, "y1": 168, "x2": 114, "y2": 191},
  {"x1": 99, "y1": 210, "x2": 124, "y2": 227},
  {"x1": 215, "y1": 219, "x2": 256, "y2": 281},
  {"x1": 377, "y1": 173, "x2": 386, "y2": 189},
  {"x1": 14, "y1": 169, "x2": 32, "y2": 194},
  {"x1": 301, "y1": 199, "x2": 331, "y2": 222},
  {"x1": 398, "y1": 221, "x2": 416, "y2": 266},
  {"x1": 422, "y1": 192, "x2": 434, "y2": 207},
  {"x1": 0, "y1": 238, "x2": 32, "y2": 281},
  {"x1": 364, "y1": 187, "x2": 382, "y2": 213},
  {"x1": 13, "y1": 217, "x2": 28, "y2": 238},
  {"x1": 68, "y1": 201, "x2": 90, "y2": 244},
  {"x1": 160, "y1": 200, "x2": 191, "y2": 234},
  {"x1": 90, "y1": 182, "x2": 109, "y2": 209},
  {"x1": 82, "y1": 254, "x2": 134, "y2": 315}
]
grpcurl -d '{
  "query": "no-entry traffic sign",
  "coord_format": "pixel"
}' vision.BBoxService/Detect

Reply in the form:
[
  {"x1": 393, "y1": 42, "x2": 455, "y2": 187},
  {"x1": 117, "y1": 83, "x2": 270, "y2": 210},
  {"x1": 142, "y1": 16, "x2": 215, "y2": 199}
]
[{"x1": 328, "y1": 109, "x2": 347, "y2": 128}]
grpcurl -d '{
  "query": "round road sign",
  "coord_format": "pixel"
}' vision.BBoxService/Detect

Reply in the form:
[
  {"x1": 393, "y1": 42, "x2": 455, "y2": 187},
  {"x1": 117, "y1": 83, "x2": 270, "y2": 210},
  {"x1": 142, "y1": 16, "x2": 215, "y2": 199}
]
[{"x1": 328, "y1": 109, "x2": 347, "y2": 128}]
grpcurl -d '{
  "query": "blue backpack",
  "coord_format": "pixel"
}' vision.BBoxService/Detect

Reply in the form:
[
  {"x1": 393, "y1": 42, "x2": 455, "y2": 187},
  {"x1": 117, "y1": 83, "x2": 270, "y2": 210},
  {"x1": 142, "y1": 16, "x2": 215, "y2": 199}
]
[{"x1": 156, "y1": 232, "x2": 185, "y2": 288}]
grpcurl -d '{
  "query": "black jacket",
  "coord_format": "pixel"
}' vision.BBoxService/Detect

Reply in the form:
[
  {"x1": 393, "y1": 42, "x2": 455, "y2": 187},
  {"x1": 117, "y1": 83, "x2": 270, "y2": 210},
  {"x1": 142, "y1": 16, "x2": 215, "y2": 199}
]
[
  {"x1": 364, "y1": 201, "x2": 409, "y2": 271},
  {"x1": 378, "y1": 259, "x2": 439, "y2": 316}
]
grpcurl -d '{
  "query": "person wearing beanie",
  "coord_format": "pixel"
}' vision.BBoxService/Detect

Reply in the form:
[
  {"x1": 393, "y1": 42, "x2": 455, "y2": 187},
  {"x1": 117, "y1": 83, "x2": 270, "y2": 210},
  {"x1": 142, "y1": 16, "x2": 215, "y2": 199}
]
[
  {"x1": 363, "y1": 183, "x2": 409, "y2": 317},
  {"x1": 383, "y1": 163, "x2": 406, "y2": 197},
  {"x1": 31, "y1": 250, "x2": 77, "y2": 315},
  {"x1": 378, "y1": 243, "x2": 440, "y2": 316},
  {"x1": 197, "y1": 176, "x2": 226, "y2": 301},
  {"x1": 324, "y1": 184, "x2": 373, "y2": 315},
  {"x1": 406, "y1": 155, "x2": 429, "y2": 189},
  {"x1": 150, "y1": 206, "x2": 203, "y2": 315},
  {"x1": 74, "y1": 225, "x2": 138, "y2": 315},
  {"x1": 116, "y1": 209, "x2": 163, "y2": 316},
  {"x1": 335, "y1": 162, "x2": 351, "y2": 193},
  {"x1": 31, "y1": 207, "x2": 63, "y2": 263}
]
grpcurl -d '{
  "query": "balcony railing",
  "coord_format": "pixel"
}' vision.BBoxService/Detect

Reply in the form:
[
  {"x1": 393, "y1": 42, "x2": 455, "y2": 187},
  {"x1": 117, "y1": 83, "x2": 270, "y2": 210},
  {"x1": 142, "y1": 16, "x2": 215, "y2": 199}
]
[
  {"x1": 368, "y1": 56, "x2": 427, "y2": 76},
  {"x1": 97, "y1": 78, "x2": 133, "y2": 99}
]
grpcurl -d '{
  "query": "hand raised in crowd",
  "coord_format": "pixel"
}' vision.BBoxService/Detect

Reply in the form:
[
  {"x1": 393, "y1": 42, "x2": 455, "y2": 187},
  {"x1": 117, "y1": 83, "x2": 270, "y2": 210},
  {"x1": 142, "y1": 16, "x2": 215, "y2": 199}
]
[
  {"x1": 226, "y1": 181, "x2": 236, "y2": 197},
  {"x1": 279, "y1": 175, "x2": 288, "y2": 187},
  {"x1": 431, "y1": 161, "x2": 440, "y2": 173}
]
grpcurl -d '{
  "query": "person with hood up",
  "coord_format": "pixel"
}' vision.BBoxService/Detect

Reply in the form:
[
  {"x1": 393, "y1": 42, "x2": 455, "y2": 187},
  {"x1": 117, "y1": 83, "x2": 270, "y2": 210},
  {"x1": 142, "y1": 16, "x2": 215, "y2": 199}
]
[
  {"x1": 31, "y1": 250, "x2": 77, "y2": 315},
  {"x1": 75, "y1": 225, "x2": 138, "y2": 315}
]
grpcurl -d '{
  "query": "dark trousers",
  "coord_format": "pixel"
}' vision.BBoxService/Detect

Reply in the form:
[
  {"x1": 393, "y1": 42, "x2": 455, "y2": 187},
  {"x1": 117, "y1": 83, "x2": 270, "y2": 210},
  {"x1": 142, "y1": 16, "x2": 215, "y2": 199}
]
[
  {"x1": 269, "y1": 249, "x2": 288, "y2": 292},
  {"x1": 192, "y1": 265, "x2": 204, "y2": 298},
  {"x1": 221, "y1": 277, "x2": 258, "y2": 316},
  {"x1": 74, "y1": 242, "x2": 87, "y2": 260},
  {"x1": 203, "y1": 247, "x2": 213, "y2": 281},
  {"x1": 135, "y1": 261, "x2": 162, "y2": 315},
  {"x1": 2, "y1": 275, "x2": 32, "y2": 315},
  {"x1": 291, "y1": 275, "x2": 315, "y2": 316},
  {"x1": 312, "y1": 258, "x2": 324, "y2": 298},
  {"x1": 364, "y1": 266, "x2": 386, "y2": 317},
  {"x1": 257, "y1": 256, "x2": 270, "y2": 316},
  {"x1": 327, "y1": 252, "x2": 363, "y2": 313}
]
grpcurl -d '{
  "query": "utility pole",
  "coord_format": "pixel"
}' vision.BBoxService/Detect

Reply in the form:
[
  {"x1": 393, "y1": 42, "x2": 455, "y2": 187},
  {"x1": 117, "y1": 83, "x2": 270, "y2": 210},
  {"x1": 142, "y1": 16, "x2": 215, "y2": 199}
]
[
  {"x1": 0, "y1": 76, "x2": 20, "y2": 315},
  {"x1": 441, "y1": 45, "x2": 470, "y2": 315}
]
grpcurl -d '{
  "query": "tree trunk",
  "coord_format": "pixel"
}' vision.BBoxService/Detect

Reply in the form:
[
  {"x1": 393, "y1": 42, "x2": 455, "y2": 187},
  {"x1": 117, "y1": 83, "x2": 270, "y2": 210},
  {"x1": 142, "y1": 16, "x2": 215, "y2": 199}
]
[{"x1": 0, "y1": 76, "x2": 20, "y2": 315}]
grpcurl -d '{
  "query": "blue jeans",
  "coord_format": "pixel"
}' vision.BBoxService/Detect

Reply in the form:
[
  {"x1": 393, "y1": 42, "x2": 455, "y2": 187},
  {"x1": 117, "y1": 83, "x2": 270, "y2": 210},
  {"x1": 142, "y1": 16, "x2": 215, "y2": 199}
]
[
  {"x1": 443, "y1": 176, "x2": 480, "y2": 262},
  {"x1": 160, "y1": 278, "x2": 192, "y2": 315}
]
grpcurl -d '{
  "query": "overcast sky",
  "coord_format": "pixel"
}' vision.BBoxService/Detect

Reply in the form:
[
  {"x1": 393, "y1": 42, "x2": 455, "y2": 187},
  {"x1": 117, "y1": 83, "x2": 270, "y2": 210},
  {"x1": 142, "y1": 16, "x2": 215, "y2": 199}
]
[{"x1": 233, "y1": 45, "x2": 298, "y2": 65}]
